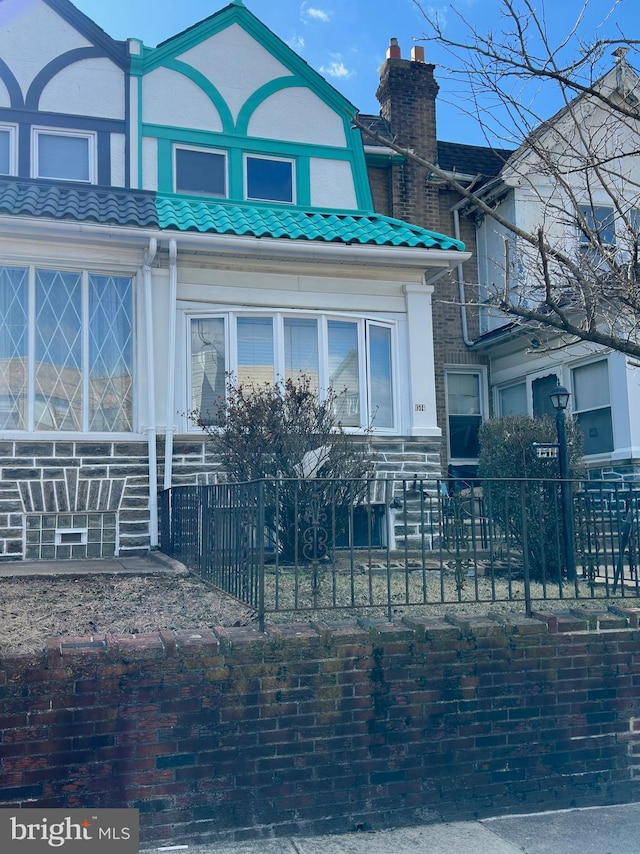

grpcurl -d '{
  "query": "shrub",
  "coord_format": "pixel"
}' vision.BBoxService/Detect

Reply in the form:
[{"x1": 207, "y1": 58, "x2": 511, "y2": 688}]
[
  {"x1": 191, "y1": 375, "x2": 373, "y2": 561},
  {"x1": 478, "y1": 415, "x2": 583, "y2": 580}
]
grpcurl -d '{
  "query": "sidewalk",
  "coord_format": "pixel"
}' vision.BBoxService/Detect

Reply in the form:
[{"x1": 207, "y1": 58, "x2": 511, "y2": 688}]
[{"x1": 141, "y1": 802, "x2": 640, "y2": 854}]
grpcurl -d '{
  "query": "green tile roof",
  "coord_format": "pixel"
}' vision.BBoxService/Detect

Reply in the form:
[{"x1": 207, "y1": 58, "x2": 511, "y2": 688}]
[{"x1": 155, "y1": 197, "x2": 465, "y2": 251}]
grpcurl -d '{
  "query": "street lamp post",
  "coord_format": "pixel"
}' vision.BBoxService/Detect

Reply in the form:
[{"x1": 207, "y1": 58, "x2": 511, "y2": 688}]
[{"x1": 549, "y1": 385, "x2": 576, "y2": 581}]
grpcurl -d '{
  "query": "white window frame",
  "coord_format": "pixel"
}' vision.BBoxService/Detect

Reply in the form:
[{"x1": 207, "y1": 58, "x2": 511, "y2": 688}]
[
  {"x1": 244, "y1": 153, "x2": 296, "y2": 204},
  {"x1": 31, "y1": 127, "x2": 97, "y2": 183},
  {"x1": 0, "y1": 122, "x2": 17, "y2": 176},
  {"x1": 184, "y1": 310, "x2": 398, "y2": 433},
  {"x1": 0, "y1": 263, "x2": 136, "y2": 436},
  {"x1": 445, "y1": 367, "x2": 488, "y2": 464},
  {"x1": 571, "y1": 357, "x2": 613, "y2": 457},
  {"x1": 173, "y1": 144, "x2": 228, "y2": 198},
  {"x1": 496, "y1": 380, "x2": 528, "y2": 417}
]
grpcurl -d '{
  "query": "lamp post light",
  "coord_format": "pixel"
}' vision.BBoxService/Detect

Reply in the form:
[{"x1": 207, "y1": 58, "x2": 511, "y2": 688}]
[{"x1": 549, "y1": 384, "x2": 576, "y2": 581}]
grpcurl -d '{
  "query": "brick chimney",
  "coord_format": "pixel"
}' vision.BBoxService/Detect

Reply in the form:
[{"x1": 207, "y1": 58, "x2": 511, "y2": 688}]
[{"x1": 375, "y1": 39, "x2": 439, "y2": 229}]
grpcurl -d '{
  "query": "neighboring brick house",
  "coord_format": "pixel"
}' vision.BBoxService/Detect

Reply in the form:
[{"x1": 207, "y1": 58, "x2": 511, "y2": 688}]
[
  {"x1": 360, "y1": 40, "x2": 640, "y2": 481},
  {"x1": 0, "y1": 0, "x2": 469, "y2": 560},
  {"x1": 359, "y1": 40, "x2": 513, "y2": 480}
]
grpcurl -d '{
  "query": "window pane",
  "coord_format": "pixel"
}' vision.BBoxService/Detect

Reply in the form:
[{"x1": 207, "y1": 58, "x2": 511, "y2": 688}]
[
  {"x1": 0, "y1": 130, "x2": 10, "y2": 175},
  {"x1": 449, "y1": 415, "x2": 482, "y2": 459},
  {"x1": 447, "y1": 373, "x2": 481, "y2": 459},
  {"x1": 246, "y1": 157, "x2": 293, "y2": 203},
  {"x1": 191, "y1": 318, "x2": 226, "y2": 425},
  {"x1": 573, "y1": 360, "x2": 610, "y2": 411},
  {"x1": 237, "y1": 317, "x2": 273, "y2": 386},
  {"x1": 369, "y1": 324, "x2": 393, "y2": 428},
  {"x1": 89, "y1": 276, "x2": 133, "y2": 431},
  {"x1": 328, "y1": 320, "x2": 359, "y2": 427},
  {"x1": 176, "y1": 148, "x2": 226, "y2": 196},
  {"x1": 532, "y1": 374, "x2": 559, "y2": 419},
  {"x1": 38, "y1": 134, "x2": 90, "y2": 181},
  {"x1": 577, "y1": 408, "x2": 614, "y2": 455},
  {"x1": 0, "y1": 266, "x2": 28, "y2": 428},
  {"x1": 447, "y1": 373, "x2": 480, "y2": 415},
  {"x1": 498, "y1": 383, "x2": 527, "y2": 416},
  {"x1": 35, "y1": 269, "x2": 82, "y2": 430},
  {"x1": 580, "y1": 205, "x2": 616, "y2": 245},
  {"x1": 284, "y1": 318, "x2": 318, "y2": 389}
]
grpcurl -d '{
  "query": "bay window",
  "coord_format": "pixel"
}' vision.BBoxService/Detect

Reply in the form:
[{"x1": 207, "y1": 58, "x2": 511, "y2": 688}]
[
  {"x1": 0, "y1": 265, "x2": 133, "y2": 432},
  {"x1": 189, "y1": 313, "x2": 395, "y2": 430}
]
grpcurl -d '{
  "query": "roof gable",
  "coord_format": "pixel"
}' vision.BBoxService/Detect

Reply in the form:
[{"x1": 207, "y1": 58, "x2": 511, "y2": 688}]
[{"x1": 138, "y1": 0, "x2": 355, "y2": 118}]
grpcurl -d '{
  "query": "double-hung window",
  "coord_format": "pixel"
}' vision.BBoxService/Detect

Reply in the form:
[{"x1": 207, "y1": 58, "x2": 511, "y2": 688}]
[
  {"x1": 245, "y1": 155, "x2": 294, "y2": 204},
  {"x1": 572, "y1": 359, "x2": 613, "y2": 455},
  {"x1": 189, "y1": 313, "x2": 394, "y2": 430},
  {"x1": 0, "y1": 266, "x2": 133, "y2": 432},
  {"x1": 446, "y1": 371, "x2": 484, "y2": 460},
  {"x1": 32, "y1": 129, "x2": 96, "y2": 182},
  {"x1": 174, "y1": 145, "x2": 227, "y2": 197}
]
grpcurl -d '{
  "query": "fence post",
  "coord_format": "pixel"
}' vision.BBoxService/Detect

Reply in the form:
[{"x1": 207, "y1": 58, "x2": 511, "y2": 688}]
[
  {"x1": 257, "y1": 479, "x2": 266, "y2": 633},
  {"x1": 520, "y1": 481, "x2": 532, "y2": 617}
]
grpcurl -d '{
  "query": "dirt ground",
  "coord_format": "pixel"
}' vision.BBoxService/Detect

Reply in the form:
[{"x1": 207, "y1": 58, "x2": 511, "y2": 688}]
[{"x1": 0, "y1": 572, "x2": 255, "y2": 656}]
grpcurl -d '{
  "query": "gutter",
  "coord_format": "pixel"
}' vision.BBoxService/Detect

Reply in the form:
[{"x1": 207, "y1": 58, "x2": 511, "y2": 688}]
[
  {"x1": 143, "y1": 238, "x2": 159, "y2": 548},
  {"x1": 164, "y1": 239, "x2": 177, "y2": 491},
  {"x1": 0, "y1": 216, "x2": 469, "y2": 274}
]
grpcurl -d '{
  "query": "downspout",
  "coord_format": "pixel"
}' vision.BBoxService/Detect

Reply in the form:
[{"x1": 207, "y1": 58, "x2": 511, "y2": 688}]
[
  {"x1": 453, "y1": 206, "x2": 475, "y2": 347},
  {"x1": 143, "y1": 238, "x2": 159, "y2": 547},
  {"x1": 164, "y1": 239, "x2": 177, "y2": 490}
]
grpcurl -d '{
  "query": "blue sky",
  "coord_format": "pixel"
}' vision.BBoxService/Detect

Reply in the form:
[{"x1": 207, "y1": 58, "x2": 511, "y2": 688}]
[{"x1": 71, "y1": 0, "x2": 637, "y2": 146}]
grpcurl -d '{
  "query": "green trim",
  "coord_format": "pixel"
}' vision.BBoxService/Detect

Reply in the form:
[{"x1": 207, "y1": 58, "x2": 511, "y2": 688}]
[
  {"x1": 344, "y1": 115, "x2": 373, "y2": 212},
  {"x1": 365, "y1": 151, "x2": 405, "y2": 167},
  {"x1": 161, "y1": 58, "x2": 235, "y2": 133},
  {"x1": 236, "y1": 76, "x2": 307, "y2": 137},
  {"x1": 295, "y1": 157, "x2": 310, "y2": 208},
  {"x1": 157, "y1": 138, "x2": 173, "y2": 193},
  {"x1": 228, "y1": 147, "x2": 243, "y2": 200},
  {"x1": 137, "y1": 75, "x2": 143, "y2": 189}
]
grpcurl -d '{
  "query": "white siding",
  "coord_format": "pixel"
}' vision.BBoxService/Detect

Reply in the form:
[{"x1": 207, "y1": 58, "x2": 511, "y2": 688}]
[
  {"x1": 38, "y1": 58, "x2": 124, "y2": 119},
  {"x1": 310, "y1": 159, "x2": 357, "y2": 209},
  {"x1": 0, "y1": 0, "x2": 91, "y2": 98},
  {"x1": 248, "y1": 88, "x2": 346, "y2": 146},
  {"x1": 176, "y1": 23, "x2": 293, "y2": 124},
  {"x1": 142, "y1": 66, "x2": 224, "y2": 131}
]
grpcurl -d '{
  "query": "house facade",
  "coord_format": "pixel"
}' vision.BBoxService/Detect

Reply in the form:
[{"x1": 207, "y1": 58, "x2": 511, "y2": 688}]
[
  {"x1": 0, "y1": 0, "x2": 468, "y2": 560},
  {"x1": 360, "y1": 40, "x2": 640, "y2": 482}
]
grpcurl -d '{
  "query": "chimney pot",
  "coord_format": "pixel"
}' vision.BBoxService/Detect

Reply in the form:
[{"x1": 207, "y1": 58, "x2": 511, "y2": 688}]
[
  {"x1": 387, "y1": 38, "x2": 401, "y2": 60},
  {"x1": 411, "y1": 45, "x2": 425, "y2": 63}
]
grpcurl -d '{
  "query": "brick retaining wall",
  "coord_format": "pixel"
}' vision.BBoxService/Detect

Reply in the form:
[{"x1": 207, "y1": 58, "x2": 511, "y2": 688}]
[{"x1": 2, "y1": 610, "x2": 640, "y2": 846}]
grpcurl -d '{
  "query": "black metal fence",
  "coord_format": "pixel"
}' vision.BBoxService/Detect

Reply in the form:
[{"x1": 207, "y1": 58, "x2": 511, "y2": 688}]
[{"x1": 158, "y1": 477, "x2": 640, "y2": 629}]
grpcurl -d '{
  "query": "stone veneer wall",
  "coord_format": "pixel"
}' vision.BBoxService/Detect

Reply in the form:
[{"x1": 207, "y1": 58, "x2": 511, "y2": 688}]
[
  {"x1": 0, "y1": 436, "x2": 443, "y2": 560},
  {"x1": 1, "y1": 610, "x2": 640, "y2": 846},
  {"x1": 0, "y1": 441, "x2": 151, "y2": 559}
]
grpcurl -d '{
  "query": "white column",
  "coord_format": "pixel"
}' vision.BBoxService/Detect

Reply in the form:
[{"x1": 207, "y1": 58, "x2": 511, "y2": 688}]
[{"x1": 403, "y1": 283, "x2": 440, "y2": 436}]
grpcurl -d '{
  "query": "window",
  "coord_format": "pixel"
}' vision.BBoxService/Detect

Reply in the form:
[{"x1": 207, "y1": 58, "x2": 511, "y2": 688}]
[
  {"x1": 0, "y1": 266, "x2": 133, "y2": 431},
  {"x1": 174, "y1": 146, "x2": 226, "y2": 197},
  {"x1": 498, "y1": 382, "x2": 527, "y2": 416},
  {"x1": 446, "y1": 371, "x2": 483, "y2": 460},
  {"x1": 579, "y1": 205, "x2": 616, "y2": 246},
  {"x1": 33, "y1": 129, "x2": 95, "y2": 182},
  {"x1": 188, "y1": 313, "x2": 394, "y2": 430},
  {"x1": 0, "y1": 125, "x2": 16, "y2": 176},
  {"x1": 572, "y1": 360, "x2": 613, "y2": 455},
  {"x1": 245, "y1": 155, "x2": 294, "y2": 203}
]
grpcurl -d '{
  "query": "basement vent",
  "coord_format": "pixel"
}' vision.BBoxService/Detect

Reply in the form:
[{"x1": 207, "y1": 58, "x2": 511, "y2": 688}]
[{"x1": 55, "y1": 529, "x2": 88, "y2": 546}]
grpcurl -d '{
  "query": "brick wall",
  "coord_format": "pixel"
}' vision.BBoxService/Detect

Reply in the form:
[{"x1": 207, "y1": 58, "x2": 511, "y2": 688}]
[{"x1": 2, "y1": 610, "x2": 640, "y2": 846}]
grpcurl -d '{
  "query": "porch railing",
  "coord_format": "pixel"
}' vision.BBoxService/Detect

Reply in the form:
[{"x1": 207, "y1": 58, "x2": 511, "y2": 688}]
[{"x1": 158, "y1": 477, "x2": 640, "y2": 630}]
